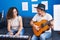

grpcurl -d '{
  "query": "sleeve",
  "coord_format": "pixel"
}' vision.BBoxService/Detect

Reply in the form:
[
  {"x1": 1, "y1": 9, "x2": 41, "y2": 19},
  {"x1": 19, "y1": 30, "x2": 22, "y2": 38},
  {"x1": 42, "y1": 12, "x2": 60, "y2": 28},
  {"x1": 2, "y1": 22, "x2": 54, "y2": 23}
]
[
  {"x1": 7, "y1": 19, "x2": 11, "y2": 23},
  {"x1": 18, "y1": 16, "x2": 22, "y2": 21},
  {"x1": 47, "y1": 14, "x2": 53, "y2": 21},
  {"x1": 32, "y1": 14, "x2": 37, "y2": 21}
]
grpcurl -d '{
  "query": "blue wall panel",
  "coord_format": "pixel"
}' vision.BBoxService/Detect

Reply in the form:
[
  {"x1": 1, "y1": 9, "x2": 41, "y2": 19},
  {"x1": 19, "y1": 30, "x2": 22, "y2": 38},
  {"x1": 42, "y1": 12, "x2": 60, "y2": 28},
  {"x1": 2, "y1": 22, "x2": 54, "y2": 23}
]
[{"x1": 0, "y1": 0, "x2": 60, "y2": 19}]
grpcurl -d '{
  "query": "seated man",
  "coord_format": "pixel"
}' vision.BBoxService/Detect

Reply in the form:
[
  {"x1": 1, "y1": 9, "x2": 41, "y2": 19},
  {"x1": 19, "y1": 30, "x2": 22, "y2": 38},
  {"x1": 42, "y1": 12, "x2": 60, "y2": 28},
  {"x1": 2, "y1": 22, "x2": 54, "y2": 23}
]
[{"x1": 30, "y1": 3, "x2": 53, "y2": 40}]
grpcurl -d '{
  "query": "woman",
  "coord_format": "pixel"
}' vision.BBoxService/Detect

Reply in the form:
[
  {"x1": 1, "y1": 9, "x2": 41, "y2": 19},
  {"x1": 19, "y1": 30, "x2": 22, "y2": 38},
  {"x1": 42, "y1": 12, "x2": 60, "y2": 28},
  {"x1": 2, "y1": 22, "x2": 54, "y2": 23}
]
[{"x1": 6, "y1": 7, "x2": 24, "y2": 36}]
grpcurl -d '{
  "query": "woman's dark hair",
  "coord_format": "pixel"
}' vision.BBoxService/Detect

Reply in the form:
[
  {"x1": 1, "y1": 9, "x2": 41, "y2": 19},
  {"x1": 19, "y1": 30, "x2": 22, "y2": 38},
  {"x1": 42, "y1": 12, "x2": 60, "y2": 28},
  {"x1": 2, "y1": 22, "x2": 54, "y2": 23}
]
[{"x1": 7, "y1": 7, "x2": 18, "y2": 20}]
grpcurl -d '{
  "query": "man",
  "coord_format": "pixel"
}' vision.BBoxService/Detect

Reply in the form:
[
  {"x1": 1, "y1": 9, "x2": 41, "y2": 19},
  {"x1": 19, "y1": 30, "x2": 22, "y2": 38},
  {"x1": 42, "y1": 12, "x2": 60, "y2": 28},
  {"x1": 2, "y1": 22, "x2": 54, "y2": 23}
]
[{"x1": 30, "y1": 3, "x2": 53, "y2": 40}]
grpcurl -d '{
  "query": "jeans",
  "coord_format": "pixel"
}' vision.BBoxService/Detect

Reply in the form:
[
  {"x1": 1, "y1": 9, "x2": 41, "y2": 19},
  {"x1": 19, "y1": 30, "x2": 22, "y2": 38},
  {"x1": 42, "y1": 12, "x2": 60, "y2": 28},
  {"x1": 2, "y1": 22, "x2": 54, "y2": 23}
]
[
  {"x1": 7, "y1": 28, "x2": 24, "y2": 35},
  {"x1": 32, "y1": 32, "x2": 51, "y2": 40}
]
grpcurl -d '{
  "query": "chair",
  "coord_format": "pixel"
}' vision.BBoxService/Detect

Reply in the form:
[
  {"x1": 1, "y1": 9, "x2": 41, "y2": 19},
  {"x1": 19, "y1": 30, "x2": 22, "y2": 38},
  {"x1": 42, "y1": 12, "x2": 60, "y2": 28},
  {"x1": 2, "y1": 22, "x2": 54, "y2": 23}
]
[{"x1": 0, "y1": 12, "x2": 5, "y2": 28}]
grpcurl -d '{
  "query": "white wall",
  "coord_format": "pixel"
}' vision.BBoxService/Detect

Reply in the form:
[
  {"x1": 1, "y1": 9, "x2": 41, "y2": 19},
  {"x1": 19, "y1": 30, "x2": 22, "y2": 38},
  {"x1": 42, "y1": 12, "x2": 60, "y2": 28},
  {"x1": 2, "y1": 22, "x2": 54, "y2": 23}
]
[{"x1": 54, "y1": 5, "x2": 60, "y2": 31}]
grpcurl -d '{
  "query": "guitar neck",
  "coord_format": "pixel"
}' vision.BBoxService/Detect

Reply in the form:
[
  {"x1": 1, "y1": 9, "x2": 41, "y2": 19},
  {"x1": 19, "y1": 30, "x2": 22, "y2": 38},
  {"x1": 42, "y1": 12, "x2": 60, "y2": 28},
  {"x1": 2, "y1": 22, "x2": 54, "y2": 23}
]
[{"x1": 41, "y1": 19, "x2": 53, "y2": 27}]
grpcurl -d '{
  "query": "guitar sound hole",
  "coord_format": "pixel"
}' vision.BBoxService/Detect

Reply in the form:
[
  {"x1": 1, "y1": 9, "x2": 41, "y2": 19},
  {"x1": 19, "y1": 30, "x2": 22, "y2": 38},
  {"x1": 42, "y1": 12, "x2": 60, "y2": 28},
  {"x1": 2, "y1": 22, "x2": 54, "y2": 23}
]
[{"x1": 41, "y1": 23, "x2": 46, "y2": 28}]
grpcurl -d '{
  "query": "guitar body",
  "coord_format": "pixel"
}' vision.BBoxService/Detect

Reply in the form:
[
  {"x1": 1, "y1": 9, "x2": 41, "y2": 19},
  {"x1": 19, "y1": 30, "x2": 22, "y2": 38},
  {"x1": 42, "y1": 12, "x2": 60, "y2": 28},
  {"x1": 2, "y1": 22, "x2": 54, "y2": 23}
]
[{"x1": 33, "y1": 20, "x2": 49, "y2": 37}]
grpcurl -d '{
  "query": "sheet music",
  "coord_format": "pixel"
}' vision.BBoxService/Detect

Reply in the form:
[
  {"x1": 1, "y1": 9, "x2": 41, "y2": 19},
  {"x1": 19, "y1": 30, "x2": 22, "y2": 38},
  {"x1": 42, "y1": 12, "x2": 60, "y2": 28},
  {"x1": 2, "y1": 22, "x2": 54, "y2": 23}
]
[{"x1": 22, "y1": 2, "x2": 28, "y2": 11}]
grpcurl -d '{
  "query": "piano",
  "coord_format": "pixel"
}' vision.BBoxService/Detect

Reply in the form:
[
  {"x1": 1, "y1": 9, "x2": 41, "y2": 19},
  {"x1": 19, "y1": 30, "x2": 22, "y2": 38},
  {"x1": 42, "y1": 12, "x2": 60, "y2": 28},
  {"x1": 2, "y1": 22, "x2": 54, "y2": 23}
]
[{"x1": 0, "y1": 35, "x2": 31, "y2": 40}]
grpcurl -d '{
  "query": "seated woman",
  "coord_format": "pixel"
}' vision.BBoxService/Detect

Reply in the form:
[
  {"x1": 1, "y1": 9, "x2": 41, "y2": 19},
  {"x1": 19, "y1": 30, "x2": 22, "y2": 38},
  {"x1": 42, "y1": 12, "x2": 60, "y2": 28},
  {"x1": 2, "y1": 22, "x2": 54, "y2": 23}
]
[{"x1": 6, "y1": 7, "x2": 24, "y2": 36}]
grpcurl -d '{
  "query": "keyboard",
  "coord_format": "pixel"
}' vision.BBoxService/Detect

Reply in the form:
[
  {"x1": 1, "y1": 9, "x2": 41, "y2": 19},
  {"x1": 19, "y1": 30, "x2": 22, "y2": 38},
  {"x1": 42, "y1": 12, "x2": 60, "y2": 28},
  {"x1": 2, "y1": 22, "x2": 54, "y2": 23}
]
[
  {"x1": 0, "y1": 35, "x2": 31, "y2": 40},
  {"x1": 0, "y1": 35, "x2": 29, "y2": 38}
]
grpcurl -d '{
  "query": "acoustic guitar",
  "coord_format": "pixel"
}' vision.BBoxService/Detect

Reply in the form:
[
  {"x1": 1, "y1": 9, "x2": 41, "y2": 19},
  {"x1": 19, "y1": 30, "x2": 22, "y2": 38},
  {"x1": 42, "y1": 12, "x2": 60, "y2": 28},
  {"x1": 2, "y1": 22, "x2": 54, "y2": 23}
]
[{"x1": 32, "y1": 19, "x2": 53, "y2": 37}]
